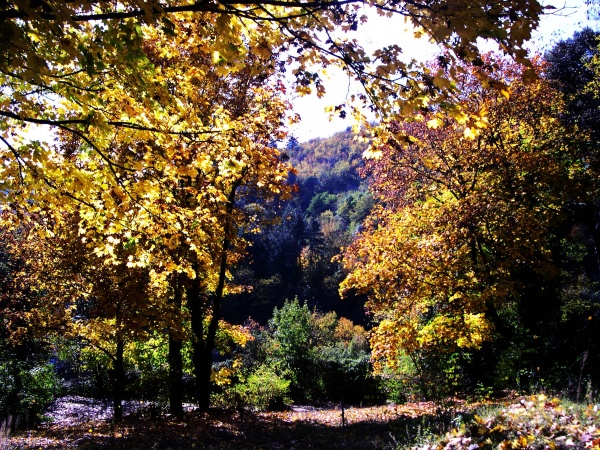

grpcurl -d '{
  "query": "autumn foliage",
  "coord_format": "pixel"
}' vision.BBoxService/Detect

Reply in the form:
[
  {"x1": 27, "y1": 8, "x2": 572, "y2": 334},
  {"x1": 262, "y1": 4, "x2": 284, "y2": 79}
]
[
  {"x1": 341, "y1": 56, "x2": 595, "y2": 375},
  {"x1": 1, "y1": 1, "x2": 600, "y2": 445}
]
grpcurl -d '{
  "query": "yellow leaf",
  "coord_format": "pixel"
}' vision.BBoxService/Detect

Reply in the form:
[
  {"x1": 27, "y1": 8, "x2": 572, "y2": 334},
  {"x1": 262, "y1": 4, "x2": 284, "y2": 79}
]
[
  {"x1": 363, "y1": 147, "x2": 383, "y2": 159},
  {"x1": 427, "y1": 118, "x2": 441, "y2": 129},
  {"x1": 463, "y1": 127, "x2": 477, "y2": 139}
]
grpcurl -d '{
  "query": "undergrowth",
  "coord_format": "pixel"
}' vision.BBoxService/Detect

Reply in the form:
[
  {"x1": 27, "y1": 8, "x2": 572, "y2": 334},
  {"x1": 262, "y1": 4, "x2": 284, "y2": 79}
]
[{"x1": 402, "y1": 395, "x2": 600, "y2": 449}]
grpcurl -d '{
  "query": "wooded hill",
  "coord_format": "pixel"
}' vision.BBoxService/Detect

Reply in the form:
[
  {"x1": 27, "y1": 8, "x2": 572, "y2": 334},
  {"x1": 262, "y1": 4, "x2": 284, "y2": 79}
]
[{"x1": 223, "y1": 128, "x2": 372, "y2": 325}]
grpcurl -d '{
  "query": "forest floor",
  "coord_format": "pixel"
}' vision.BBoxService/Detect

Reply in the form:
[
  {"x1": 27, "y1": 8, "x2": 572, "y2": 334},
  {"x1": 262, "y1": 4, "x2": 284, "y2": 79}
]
[
  {"x1": 1, "y1": 396, "x2": 484, "y2": 449},
  {"x1": 5, "y1": 394, "x2": 599, "y2": 449}
]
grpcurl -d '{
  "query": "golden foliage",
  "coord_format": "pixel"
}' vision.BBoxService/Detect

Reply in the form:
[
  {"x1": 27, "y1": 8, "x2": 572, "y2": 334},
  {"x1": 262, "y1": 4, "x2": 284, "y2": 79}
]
[{"x1": 341, "y1": 57, "x2": 591, "y2": 369}]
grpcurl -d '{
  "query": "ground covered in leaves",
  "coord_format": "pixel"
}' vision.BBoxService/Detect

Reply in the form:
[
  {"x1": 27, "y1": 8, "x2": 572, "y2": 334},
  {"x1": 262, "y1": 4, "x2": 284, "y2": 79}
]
[
  {"x1": 415, "y1": 395, "x2": 600, "y2": 450},
  {"x1": 1, "y1": 397, "x2": 459, "y2": 449},
  {"x1": 2, "y1": 396, "x2": 599, "y2": 449}
]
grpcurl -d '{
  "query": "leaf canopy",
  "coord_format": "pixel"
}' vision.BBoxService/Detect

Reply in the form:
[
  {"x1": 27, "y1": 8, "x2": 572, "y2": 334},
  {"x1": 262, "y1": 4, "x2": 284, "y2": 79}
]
[{"x1": 340, "y1": 57, "x2": 593, "y2": 369}]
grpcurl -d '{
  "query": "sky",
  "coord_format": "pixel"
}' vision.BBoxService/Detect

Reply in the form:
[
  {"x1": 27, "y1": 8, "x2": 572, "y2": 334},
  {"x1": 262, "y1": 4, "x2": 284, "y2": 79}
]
[{"x1": 289, "y1": 0, "x2": 600, "y2": 142}]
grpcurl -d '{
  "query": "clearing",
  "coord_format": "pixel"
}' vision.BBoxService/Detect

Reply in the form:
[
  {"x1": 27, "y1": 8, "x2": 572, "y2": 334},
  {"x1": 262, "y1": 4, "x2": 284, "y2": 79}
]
[{"x1": 3, "y1": 396, "x2": 462, "y2": 449}]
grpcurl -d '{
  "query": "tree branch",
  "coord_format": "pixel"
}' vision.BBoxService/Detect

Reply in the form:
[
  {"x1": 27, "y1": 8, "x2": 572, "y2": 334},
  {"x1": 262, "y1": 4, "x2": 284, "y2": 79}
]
[
  {"x1": 0, "y1": 110, "x2": 223, "y2": 138},
  {"x1": 1, "y1": 0, "x2": 361, "y2": 22}
]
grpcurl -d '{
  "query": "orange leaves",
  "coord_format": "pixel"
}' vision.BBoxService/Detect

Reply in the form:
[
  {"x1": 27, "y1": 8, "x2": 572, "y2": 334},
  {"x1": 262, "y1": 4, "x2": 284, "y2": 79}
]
[
  {"x1": 341, "y1": 57, "x2": 587, "y2": 366},
  {"x1": 0, "y1": 217, "x2": 86, "y2": 343}
]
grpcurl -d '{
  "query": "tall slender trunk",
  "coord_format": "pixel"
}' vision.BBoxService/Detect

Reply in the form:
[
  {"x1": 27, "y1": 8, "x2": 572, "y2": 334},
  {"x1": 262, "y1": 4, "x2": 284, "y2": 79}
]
[
  {"x1": 195, "y1": 324, "x2": 214, "y2": 411},
  {"x1": 168, "y1": 336, "x2": 184, "y2": 415},
  {"x1": 189, "y1": 182, "x2": 239, "y2": 411},
  {"x1": 168, "y1": 276, "x2": 184, "y2": 416},
  {"x1": 112, "y1": 300, "x2": 125, "y2": 422},
  {"x1": 113, "y1": 339, "x2": 124, "y2": 422},
  {"x1": 196, "y1": 250, "x2": 227, "y2": 410}
]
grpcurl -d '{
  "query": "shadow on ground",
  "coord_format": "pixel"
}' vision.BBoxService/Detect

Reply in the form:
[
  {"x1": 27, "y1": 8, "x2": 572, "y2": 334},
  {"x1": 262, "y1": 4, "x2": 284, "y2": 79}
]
[{"x1": 8, "y1": 403, "x2": 459, "y2": 450}]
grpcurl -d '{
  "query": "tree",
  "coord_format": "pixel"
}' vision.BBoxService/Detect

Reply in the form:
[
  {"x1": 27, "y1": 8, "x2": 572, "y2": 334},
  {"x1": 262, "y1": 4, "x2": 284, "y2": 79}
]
[
  {"x1": 544, "y1": 29, "x2": 600, "y2": 396},
  {"x1": 268, "y1": 298, "x2": 314, "y2": 399},
  {"x1": 90, "y1": 35, "x2": 292, "y2": 413},
  {"x1": 545, "y1": 28, "x2": 600, "y2": 134},
  {"x1": 1, "y1": 0, "x2": 548, "y2": 204},
  {"x1": 1, "y1": 14, "x2": 295, "y2": 413},
  {"x1": 340, "y1": 56, "x2": 592, "y2": 383},
  {"x1": 0, "y1": 212, "x2": 163, "y2": 421},
  {"x1": 545, "y1": 28, "x2": 600, "y2": 279},
  {"x1": 0, "y1": 222, "x2": 63, "y2": 425},
  {"x1": 63, "y1": 227, "x2": 157, "y2": 422}
]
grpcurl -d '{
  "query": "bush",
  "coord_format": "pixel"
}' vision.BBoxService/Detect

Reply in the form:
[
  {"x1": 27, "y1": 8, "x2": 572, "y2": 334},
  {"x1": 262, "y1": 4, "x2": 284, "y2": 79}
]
[
  {"x1": 56, "y1": 333, "x2": 196, "y2": 404},
  {"x1": 125, "y1": 335, "x2": 171, "y2": 403},
  {"x1": 317, "y1": 336, "x2": 383, "y2": 404},
  {"x1": 268, "y1": 298, "x2": 314, "y2": 400},
  {"x1": 219, "y1": 365, "x2": 290, "y2": 411},
  {"x1": 54, "y1": 338, "x2": 113, "y2": 398},
  {"x1": 381, "y1": 349, "x2": 479, "y2": 402},
  {"x1": 0, "y1": 357, "x2": 60, "y2": 426},
  {"x1": 242, "y1": 300, "x2": 379, "y2": 405}
]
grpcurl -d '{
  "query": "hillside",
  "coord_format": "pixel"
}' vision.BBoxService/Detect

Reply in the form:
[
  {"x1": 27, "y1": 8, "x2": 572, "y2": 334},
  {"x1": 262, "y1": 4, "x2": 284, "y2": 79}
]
[{"x1": 222, "y1": 129, "x2": 372, "y2": 325}]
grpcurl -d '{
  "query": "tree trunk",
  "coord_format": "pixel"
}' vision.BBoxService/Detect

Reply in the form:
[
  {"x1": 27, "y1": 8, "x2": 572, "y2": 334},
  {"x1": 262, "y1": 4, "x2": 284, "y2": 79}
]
[
  {"x1": 168, "y1": 336, "x2": 184, "y2": 415},
  {"x1": 196, "y1": 332, "x2": 213, "y2": 412},
  {"x1": 187, "y1": 263, "x2": 226, "y2": 411},
  {"x1": 188, "y1": 182, "x2": 239, "y2": 411},
  {"x1": 113, "y1": 339, "x2": 124, "y2": 422},
  {"x1": 168, "y1": 277, "x2": 185, "y2": 416},
  {"x1": 197, "y1": 290, "x2": 224, "y2": 411},
  {"x1": 591, "y1": 219, "x2": 600, "y2": 281},
  {"x1": 187, "y1": 272, "x2": 208, "y2": 410}
]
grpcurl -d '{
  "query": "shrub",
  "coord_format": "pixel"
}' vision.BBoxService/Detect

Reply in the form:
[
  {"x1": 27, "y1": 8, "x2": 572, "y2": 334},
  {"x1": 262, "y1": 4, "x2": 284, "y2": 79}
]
[
  {"x1": 126, "y1": 340, "x2": 170, "y2": 403},
  {"x1": 268, "y1": 298, "x2": 314, "y2": 400},
  {"x1": 223, "y1": 365, "x2": 291, "y2": 411},
  {"x1": 317, "y1": 340, "x2": 380, "y2": 404},
  {"x1": 265, "y1": 300, "x2": 378, "y2": 404},
  {"x1": 381, "y1": 349, "x2": 479, "y2": 402},
  {"x1": 54, "y1": 338, "x2": 113, "y2": 398},
  {"x1": 0, "y1": 357, "x2": 60, "y2": 426}
]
